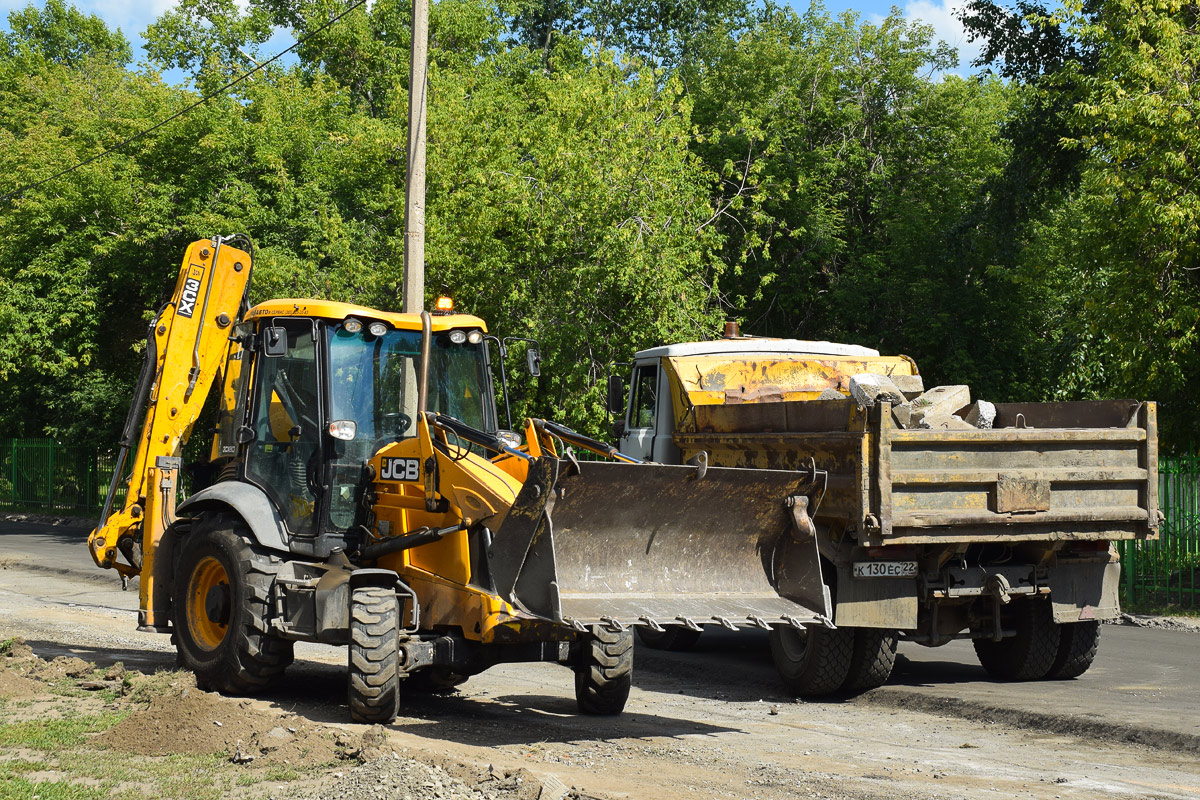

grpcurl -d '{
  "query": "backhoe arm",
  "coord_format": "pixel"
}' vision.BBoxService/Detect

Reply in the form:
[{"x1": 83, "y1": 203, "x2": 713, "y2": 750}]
[{"x1": 88, "y1": 237, "x2": 252, "y2": 628}]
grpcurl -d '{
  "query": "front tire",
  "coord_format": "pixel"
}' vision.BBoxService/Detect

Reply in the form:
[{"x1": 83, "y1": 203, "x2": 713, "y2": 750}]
[
  {"x1": 769, "y1": 624, "x2": 854, "y2": 697},
  {"x1": 348, "y1": 586, "x2": 401, "y2": 724},
  {"x1": 172, "y1": 515, "x2": 293, "y2": 694},
  {"x1": 973, "y1": 597, "x2": 1061, "y2": 681},
  {"x1": 636, "y1": 626, "x2": 702, "y2": 652},
  {"x1": 575, "y1": 626, "x2": 633, "y2": 715}
]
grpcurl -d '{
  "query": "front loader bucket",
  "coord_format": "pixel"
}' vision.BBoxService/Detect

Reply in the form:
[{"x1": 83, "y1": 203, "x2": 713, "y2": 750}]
[{"x1": 487, "y1": 457, "x2": 832, "y2": 632}]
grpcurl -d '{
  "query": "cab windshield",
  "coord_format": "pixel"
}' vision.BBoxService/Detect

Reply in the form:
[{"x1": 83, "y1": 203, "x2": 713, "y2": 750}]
[
  {"x1": 326, "y1": 323, "x2": 493, "y2": 447},
  {"x1": 324, "y1": 322, "x2": 493, "y2": 529}
]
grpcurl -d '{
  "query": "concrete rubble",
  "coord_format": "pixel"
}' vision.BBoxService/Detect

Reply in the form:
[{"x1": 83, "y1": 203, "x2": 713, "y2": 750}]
[{"x1": 846, "y1": 376, "x2": 997, "y2": 432}]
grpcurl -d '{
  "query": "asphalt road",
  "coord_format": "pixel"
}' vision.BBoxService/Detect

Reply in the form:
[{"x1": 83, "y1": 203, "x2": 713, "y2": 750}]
[{"x1": 3, "y1": 516, "x2": 1198, "y2": 746}]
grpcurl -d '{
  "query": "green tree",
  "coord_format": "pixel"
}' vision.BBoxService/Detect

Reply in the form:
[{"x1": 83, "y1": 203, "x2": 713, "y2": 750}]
[
  {"x1": 1, "y1": 0, "x2": 131, "y2": 69},
  {"x1": 1029, "y1": 0, "x2": 1200, "y2": 449}
]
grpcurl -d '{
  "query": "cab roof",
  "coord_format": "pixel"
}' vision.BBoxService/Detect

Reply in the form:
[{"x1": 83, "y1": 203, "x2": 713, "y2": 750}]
[
  {"x1": 634, "y1": 338, "x2": 880, "y2": 360},
  {"x1": 244, "y1": 299, "x2": 488, "y2": 333}
]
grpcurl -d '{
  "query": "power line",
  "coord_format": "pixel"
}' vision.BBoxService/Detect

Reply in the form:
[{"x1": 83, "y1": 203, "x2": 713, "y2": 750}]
[{"x1": 1, "y1": 0, "x2": 370, "y2": 205}]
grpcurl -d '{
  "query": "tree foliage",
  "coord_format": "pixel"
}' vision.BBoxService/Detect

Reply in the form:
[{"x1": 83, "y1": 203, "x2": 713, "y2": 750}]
[{"x1": 2, "y1": 0, "x2": 1198, "y2": 449}]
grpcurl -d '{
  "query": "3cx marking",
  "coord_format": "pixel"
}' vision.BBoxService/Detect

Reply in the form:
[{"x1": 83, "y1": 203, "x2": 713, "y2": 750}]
[
  {"x1": 177, "y1": 263, "x2": 204, "y2": 318},
  {"x1": 380, "y1": 457, "x2": 420, "y2": 482}
]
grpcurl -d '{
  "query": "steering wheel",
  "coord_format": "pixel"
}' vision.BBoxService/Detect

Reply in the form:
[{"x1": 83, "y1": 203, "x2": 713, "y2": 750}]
[{"x1": 380, "y1": 411, "x2": 413, "y2": 439}]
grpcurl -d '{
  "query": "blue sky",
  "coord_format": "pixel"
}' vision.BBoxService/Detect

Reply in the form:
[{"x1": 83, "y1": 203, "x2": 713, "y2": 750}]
[{"x1": 0, "y1": 0, "x2": 984, "y2": 75}]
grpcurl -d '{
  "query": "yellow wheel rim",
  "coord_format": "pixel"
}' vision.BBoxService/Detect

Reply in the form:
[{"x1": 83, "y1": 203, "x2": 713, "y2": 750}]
[{"x1": 186, "y1": 556, "x2": 231, "y2": 652}]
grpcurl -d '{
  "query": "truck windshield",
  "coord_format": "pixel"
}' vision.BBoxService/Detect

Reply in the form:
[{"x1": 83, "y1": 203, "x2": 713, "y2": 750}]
[{"x1": 326, "y1": 323, "x2": 492, "y2": 446}]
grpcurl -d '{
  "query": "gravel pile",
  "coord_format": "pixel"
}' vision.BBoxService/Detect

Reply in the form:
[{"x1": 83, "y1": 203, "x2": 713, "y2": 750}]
[
  {"x1": 298, "y1": 752, "x2": 564, "y2": 800},
  {"x1": 1112, "y1": 612, "x2": 1200, "y2": 632}
]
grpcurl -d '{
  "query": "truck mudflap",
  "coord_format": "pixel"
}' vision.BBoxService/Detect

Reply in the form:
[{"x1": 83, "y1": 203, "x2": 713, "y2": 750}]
[{"x1": 486, "y1": 456, "x2": 832, "y2": 631}]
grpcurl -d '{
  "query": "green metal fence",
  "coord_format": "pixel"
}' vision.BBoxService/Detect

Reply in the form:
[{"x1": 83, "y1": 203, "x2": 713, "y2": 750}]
[
  {"x1": 1119, "y1": 456, "x2": 1200, "y2": 609},
  {"x1": 3, "y1": 436, "x2": 1198, "y2": 607},
  {"x1": 0, "y1": 439, "x2": 124, "y2": 517}
]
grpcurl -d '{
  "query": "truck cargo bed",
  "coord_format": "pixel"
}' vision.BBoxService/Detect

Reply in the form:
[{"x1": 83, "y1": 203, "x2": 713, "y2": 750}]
[{"x1": 674, "y1": 398, "x2": 1161, "y2": 546}]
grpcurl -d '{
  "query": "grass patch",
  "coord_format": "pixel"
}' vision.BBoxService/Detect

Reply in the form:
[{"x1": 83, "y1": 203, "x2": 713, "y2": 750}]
[
  {"x1": 0, "y1": 775, "x2": 109, "y2": 800},
  {"x1": 0, "y1": 759, "x2": 52, "y2": 774},
  {"x1": 0, "y1": 713, "x2": 126, "y2": 751}
]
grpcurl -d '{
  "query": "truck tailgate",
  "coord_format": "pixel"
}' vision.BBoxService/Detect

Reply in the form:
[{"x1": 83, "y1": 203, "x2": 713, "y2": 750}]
[{"x1": 872, "y1": 401, "x2": 1160, "y2": 544}]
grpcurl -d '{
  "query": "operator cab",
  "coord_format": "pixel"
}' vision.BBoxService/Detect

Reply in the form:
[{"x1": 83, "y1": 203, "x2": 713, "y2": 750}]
[{"x1": 213, "y1": 299, "x2": 496, "y2": 553}]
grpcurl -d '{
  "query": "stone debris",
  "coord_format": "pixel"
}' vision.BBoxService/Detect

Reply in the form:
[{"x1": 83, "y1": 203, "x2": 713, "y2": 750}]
[
  {"x1": 965, "y1": 400, "x2": 997, "y2": 429},
  {"x1": 890, "y1": 373, "x2": 925, "y2": 398},
  {"x1": 816, "y1": 388, "x2": 846, "y2": 401},
  {"x1": 848, "y1": 374, "x2": 905, "y2": 408},
  {"x1": 885, "y1": 386, "x2": 1003, "y2": 431},
  {"x1": 918, "y1": 413, "x2": 975, "y2": 431},
  {"x1": 906, "y1": 385, "x2": 971, "y2": 429},
  {"x1": 296, "y1": 755, "x2": 551, "y2": 800}
]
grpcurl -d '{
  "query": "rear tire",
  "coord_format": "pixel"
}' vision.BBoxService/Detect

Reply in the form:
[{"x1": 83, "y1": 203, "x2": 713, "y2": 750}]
[
  {"x1": 1047, "y1": 620, "x2": 1100, "y2": 679},
  {"x1": 636, "y1": 626, "x2": 702, "y2": 652},
  {"x1": 973, "y1": 597, "x2": 1061, "y2": 681},
  {"x1": 841, "y1": 628, "x2": 897, "y2": 692},
  {"x1": 348, "y1": 586, "x2": 401, "y2": 724},
  {"x1": 575, "y1": 627, "x2": 633, "y2": 715},
  {"x1": 172, "y1": 515, "x2": 293, "y2": 694},
  {"x1": 769, "y1": 624, "x2": 854, "y2": 697}
]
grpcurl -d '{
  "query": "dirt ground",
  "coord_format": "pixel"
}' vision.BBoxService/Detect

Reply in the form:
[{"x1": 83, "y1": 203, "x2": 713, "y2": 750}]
[{"x1": 2, "y1": 559, "x2": 1199, "y2": 800}]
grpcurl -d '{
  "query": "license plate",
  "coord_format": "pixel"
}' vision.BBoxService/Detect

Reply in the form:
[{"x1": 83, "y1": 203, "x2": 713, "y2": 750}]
[{"x1": 852, "y1": 560, "x2": 917, "y2": 578}]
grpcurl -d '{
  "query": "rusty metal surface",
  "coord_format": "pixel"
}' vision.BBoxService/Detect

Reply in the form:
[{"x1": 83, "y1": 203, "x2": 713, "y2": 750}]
[
  {"x1": 489, "y1": 459, "x2": 831, "y2": 629},
  {"x1": 668, "y1": 355, "x2": 915, "y2": 408},
  {"x1": 673, "y1": 397, "x2": 1158, "y2": 546},
  {"x1": 989, "y1": 399, "x2": 1141, "y2": 429},
  {"x1": 995, "y1": 475, "x2": 1052, "y2": 513}
]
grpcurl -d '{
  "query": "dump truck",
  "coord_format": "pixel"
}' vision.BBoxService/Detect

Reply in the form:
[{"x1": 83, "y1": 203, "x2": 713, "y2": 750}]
[
  {"x1": 89, "y1": 237, "x2": 833, "y2": 722},
  {"x1": 606, "y1": 330, "x2": 1161, "y2": 695}
]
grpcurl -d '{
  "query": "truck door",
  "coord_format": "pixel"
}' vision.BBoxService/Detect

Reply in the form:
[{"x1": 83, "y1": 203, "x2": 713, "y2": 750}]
[{"x1": 620, "y1": 362, "x2": 659, "y2": 461}]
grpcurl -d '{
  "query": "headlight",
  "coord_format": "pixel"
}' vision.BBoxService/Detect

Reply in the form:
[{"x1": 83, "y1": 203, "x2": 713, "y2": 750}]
[
  {"x1": 368, "y1": 321, "x2": 388, "y2": 337},
  {"x1": 343, "y1": 318, "x2": 363, "y2": 333},
  {"x1": 467, "y1": 330, "x2": 484, "y2": 344},
  {"x1": 497, "y1": 430, "x2": 522, "y2": 448},
  {"x1": 448, "y1": 330, "x2": 467, "y2": 344}
]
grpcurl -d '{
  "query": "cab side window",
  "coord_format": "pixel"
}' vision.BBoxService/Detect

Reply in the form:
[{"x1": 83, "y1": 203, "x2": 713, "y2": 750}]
[{"x1": 630, "y1": 365, "x2": 658, "y2": 429}]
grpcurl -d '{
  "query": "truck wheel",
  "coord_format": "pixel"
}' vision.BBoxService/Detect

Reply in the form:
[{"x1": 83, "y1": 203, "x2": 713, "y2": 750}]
[
  {"x1": 769, "y1": 624, "x2": 854, "y2": 697},
  {"x1": 348, "y1": 586, "x2": 401, "y2": 724},
  {"x1": 1047, "y1": 620, "x2": 1100, "y2": 679},
  {"x1": 173, "y1": 516, "x2": 293, "y2": 693},
  {"x1": 841, "y1": 628, "x2": 897, "y2": 692},
  {"x1": 973, "y1": 597, "x2": 1061, "y2": 681},
  {"x1": 636, "y1": 626, "x2": 702, "y2": 652},
  {"x1": 575, "y1": 626, "x2": 633, "y2": 715}
]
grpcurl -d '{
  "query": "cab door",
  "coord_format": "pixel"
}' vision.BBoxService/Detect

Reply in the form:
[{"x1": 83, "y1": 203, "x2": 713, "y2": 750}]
[{"x1": 619, "y1": 362, "x2": 660, "y2": 461}]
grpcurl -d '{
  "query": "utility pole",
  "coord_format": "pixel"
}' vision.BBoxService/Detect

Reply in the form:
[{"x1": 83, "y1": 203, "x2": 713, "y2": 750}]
[{"x1": 402, "y1": 0, "x2": 429, "y2": 314}]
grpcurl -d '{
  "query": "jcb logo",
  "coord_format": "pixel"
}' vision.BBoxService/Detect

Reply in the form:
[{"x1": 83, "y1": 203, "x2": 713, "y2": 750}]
[
  {"x1": 177, "y1": 264, "x2": 204, "y2": 318},
  {"x1": 380, "y1": 457, "x2": 420, "y2": 482}
]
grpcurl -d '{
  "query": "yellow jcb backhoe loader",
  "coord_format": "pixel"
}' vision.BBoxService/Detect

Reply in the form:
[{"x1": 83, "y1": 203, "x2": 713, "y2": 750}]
[{"x1": 90, "y1": 236, "x2": 831, "y2": 722}]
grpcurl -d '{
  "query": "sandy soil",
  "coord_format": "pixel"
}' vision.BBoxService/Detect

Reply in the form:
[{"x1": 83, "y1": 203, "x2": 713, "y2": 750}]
[{"x1": 2, "y1": 563, "x2": 1199, "y2": 800}]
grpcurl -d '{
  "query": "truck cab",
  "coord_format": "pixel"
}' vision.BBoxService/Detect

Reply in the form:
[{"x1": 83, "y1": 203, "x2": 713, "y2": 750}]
[{"x1": 612, "y1": 337, "x2": 916, "y2": 462}]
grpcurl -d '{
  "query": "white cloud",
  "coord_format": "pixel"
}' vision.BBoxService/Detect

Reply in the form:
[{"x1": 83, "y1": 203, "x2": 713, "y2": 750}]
[{"x1": 901, "y1": 0, "x2": 984, "y2": 73}]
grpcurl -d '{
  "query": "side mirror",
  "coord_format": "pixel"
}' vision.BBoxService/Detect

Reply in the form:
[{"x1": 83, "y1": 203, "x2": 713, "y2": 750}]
[
  {"x1": 525, "y1": 347, "x2": 541, "y2": 378},
  {"x1": 606, "y1": 374, "x2": 625, "y2": 415},
  {"x1": 609, "y1": 419, "x2": 626, "y2": 440},
  {"x1": 263, "y1": 326, "x2": 287, "y2": 357}
]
